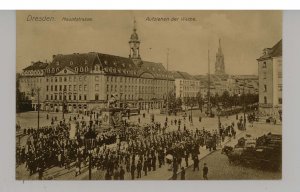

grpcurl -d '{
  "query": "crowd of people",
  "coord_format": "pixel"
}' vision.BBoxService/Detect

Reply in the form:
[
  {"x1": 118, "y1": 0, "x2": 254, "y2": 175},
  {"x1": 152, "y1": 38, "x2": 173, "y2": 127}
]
[{"x1": 16, "y1": 111, "x2": 237, "y2": 180}]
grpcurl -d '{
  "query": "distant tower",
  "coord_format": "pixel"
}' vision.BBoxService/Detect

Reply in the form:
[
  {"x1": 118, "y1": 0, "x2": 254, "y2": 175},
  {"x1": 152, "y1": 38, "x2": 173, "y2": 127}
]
[
  {"x1": 129, "y1": 18, "x2": 142, "y2": 66},
  {"x1": 215, "y1": 38, "x2": 225, "y2": 75}
]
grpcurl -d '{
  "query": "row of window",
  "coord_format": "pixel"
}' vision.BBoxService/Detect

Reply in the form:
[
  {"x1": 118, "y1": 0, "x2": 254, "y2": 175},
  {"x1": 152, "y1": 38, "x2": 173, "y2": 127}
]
[
  {"x1": 46, "y1": 94, "x2": 89, "y2": 101},
  {"x1": 46, "y1": 85, "x2": 88, "y2": 92},
  {"x1": 46, "y1": 76, "x2": 88, "y2": 83},
  {"x1": 106, "y1": 75, "x2": 172, "y2": 85},
  {"x1": 106, "y1": 84, "x2": 169, "y2": 93}
]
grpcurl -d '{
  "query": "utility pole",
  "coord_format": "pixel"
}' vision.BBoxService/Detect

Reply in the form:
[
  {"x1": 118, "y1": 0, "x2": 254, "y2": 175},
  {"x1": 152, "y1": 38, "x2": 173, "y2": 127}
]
[
  {"x1": 243, "y1": 79, "x2": 246, "y2": 130},
  {"x1": 166, "y1": 48, "x2": 169, "y2": 117},
  {"x1": 207, "y1": 49, "x2": 211, "y2": 116},
  {"x1": 37, "y1": 87, "x2": 40, "y2": 129}
]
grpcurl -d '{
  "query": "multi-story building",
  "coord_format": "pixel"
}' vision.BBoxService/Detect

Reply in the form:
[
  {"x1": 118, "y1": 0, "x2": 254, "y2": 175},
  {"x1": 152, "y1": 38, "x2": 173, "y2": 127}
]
[
  {"x1": 173, "y1": 71, "x2": 201, "y2": 99},
  {"x1": 257, "y1": 39, "x2": 282, "y2": 119},
  {"x1": 18, "y1": 20, "x2": 175, "y2": 113}
]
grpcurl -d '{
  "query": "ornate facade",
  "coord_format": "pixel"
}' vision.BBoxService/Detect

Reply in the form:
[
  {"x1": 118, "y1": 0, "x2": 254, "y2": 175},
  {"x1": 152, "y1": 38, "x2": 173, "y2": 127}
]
[{"x1": 18, "y1": 20, "x2": 175, "y2": 113}]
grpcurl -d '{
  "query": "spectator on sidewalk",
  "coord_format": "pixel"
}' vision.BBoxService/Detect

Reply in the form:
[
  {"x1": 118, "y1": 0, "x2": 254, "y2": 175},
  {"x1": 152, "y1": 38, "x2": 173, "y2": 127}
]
[{"x1": 203, "y1": 163, "x2": 208, "y2": 180}]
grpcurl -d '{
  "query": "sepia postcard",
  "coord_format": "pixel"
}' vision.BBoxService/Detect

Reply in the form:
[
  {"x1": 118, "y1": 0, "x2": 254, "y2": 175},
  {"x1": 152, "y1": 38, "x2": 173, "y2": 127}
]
[{"x1": 16, "y1": 10, "x2": 282, "y2": 180}]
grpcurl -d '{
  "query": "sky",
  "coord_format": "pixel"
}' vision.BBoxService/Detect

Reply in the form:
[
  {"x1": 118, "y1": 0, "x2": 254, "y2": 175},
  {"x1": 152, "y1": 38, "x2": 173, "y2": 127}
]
[{"x1": 17, "y1": 10, "x2": 282, "y2": 75}]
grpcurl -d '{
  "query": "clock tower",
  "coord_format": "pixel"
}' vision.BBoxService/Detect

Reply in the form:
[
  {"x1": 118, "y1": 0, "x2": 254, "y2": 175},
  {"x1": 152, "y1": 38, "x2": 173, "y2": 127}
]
[{"x1": 129, "y1": 18, "x2": 142, "y2": 66}]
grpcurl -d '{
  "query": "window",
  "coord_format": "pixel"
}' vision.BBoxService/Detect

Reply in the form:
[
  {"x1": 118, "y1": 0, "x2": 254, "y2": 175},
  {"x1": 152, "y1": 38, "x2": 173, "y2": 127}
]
[
  {"x1": 264, "y1": 85, "x2": 267, "y2": 92},
  {"x1": 55, "y1": 77, "x2": 57, "y2": 82},
  {"x1": 115, "y1": 85, "x2": 117, "y2": 92},
  {"x1": 263, "y1": 61, "x2": 267, "y2": 68},
  {"x1": 59, "y1": 95, "x2": 62, "y2": 100},
  {"x1": 50, "y1": 85, "x2": 53, "y2": 91},
  {"x1": 46, "y1": 78, "x2": 49, "y2": 82},
  {"x1": 59, "y1": 85, "x2": 62, "y2": 91},
  {"x1": 46, "y1": 86, "x2": 49, "y2": 91},
  {"x1": 75, "y1": 67, "x2": 78, "y2": 72},
  {"x1": 85, "y1": 67, "x2": 89, "y2": 72},
  {"x1": 263, "y1": 72, "x2": 267, "y2": 79},
  {"x1": 46, "y1": 95, "x2": 48, "y2": 100},
  {"x1": 64, "y1": 85, "x2": 67, "y2": 91},
  {"x1": 69, "y1": 95, "x2": 72, "y2": 100},
  {"x1": 264, "y1": 96, "x2": 267, "y2": 104},
  {"x1": 95, "y1": 94, "x2": 99, "y2": 100},
  {"x1": 50, "y1": 95, "x2": 53, "y2": 100},
  {"x1": 79, "y1": 95, "x2": 82, "y2": 100},
  {"x1": 80, "y1": 67, "x2": 83, "y2": 72},
  {"x1": 73, "y1": 85, "x2": 76, "y2": 91},
  {"x1": 84, "y1": 85, "x2": 87, "y2": 91},
  {"x1": 79, "y1": 85, "x2": 82, "y2": 91},
  {"x1": 69, "y1": 85, "x2": 71, "y2": 91},
  {"x1": 54, "y1": 95, "x2": 57, "y2": 100},
  {"x1": 278, "y1": 98, "x2": 282, "y2": 104},
  {"x1": 64, "y1": 77, "x2": 67, "y2": 82},
  {"x1": 84, "y1": 95, "x2": 87, "y2": 100},
  {"x1": 69, "y1": 76, "x2": 72, "y2": 82},
  {"x1": 107, "y1": 85, "x2": 109, "y2": 92},
  {"x1": 95, "y1": 84, "x2": 99, "y2": 91},
  {"x1": 73, "y1": 95, "x2": 76, "y2": 100},
  {"x1": 55, "y1": 85, "x2": 57, "y2": 91},
  {"x1": 59, "y1": 77, "x2": 62, "y2": 82}
]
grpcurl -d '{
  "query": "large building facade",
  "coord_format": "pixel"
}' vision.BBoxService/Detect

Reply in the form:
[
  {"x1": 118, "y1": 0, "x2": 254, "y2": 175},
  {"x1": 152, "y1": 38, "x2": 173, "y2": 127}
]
[
  {"x1": 257, "y1": 39, "x2": 282, "y2": 119},
  {"x1": 173, "y1": 71, "x2": 201, "y2": 99},
  {"x1": 19, "y1": 20, "x2": 175, "y2": 113}
]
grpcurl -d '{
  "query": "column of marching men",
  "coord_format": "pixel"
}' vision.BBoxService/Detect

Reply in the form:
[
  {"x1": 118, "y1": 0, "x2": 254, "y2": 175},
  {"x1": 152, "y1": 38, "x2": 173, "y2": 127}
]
[{"x1": 16, "y1": 113, "x2": 237, "y2": 180}]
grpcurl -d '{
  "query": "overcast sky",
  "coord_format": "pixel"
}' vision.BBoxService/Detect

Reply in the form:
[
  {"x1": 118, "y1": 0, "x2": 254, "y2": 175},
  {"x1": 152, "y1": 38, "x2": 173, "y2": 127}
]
[{"x1": 17, "y1": 10, "x2": 282, "y2": 75}]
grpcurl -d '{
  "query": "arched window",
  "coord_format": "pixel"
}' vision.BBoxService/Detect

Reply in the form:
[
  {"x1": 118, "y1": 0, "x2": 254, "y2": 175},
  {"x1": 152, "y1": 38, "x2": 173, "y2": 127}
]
[
  {"x1": 56, "y1": 68, "x2": 59, "y2": 72},
  {"x1": 70, "y1": 61, "x2": 73, "y2": 65},
  {"x1": 80, "y1": 67, "x2": 83, "y2": 72},
  {"x1": 85, "y1": 66, "x2": 89, "y2": 72},
  {"x1": 52, "y1": 68, "x2": 55, "y2": 73},
  {"x1": 75, "y1": 67, "x2": 78, "y2": 72}
]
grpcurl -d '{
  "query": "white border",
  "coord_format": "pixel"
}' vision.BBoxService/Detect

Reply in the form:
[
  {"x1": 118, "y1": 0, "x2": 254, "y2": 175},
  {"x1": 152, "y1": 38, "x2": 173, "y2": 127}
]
[
  {"x1": 0, "y1": 10, "x2": 300, "y2": 192},
  {"x1": 0, "y1": 0, "x2": 300, "y2": 10}
]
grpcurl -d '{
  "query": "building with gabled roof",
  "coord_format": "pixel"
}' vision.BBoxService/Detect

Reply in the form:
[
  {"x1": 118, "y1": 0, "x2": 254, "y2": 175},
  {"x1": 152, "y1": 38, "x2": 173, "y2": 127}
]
[
  {"x1": 257, "y1": 39, "x2": 282, "y2": 121},
  {"x1": 18, "y1": 19, "x2": 175, "y2": 112}
]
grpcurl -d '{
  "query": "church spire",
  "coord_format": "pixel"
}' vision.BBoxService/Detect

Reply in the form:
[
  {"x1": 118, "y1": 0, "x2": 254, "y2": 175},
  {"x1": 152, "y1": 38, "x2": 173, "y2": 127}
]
[{"x1": 215, "y1": 38, "x2": 225, "y2": 75}]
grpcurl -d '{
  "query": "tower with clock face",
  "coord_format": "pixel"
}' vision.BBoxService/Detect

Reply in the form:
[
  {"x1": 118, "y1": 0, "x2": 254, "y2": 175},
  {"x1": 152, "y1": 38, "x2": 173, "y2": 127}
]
[
  {"x1": 215, "y1": 38, "x2": 226, "y2": 75},
  {"x1": 129, "y1": 18, "x2": 142, "y2": 66}
]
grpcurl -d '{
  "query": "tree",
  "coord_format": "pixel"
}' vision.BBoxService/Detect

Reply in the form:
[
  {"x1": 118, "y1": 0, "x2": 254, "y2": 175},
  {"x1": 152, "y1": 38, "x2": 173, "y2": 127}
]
[
  {"x1": 16, "y1": 73, "x2": 32, "y2": 113},
  {"x1": 220, "y1": 90, "x2": 230, "y2": 108}
]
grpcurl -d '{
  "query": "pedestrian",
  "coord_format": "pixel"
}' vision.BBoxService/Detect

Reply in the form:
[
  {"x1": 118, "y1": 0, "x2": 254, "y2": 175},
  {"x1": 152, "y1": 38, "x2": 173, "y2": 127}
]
[
  {"x1": 119, "y1": 166, "x2": 125, "y2": 180},
  {"x1": 130, "y1": 163, "x2": 136, "y2": 180},
  {"x1": 143, "y1": 158, "x2": 148, "y2": 176},
  {"x1": 180, "y1": 167, "x2": 185, "y2": 180},
  {"x1": 137, "y1": 160, "x2": 142, "y2": 178},
  {"x1": 203, "y1": 163, "x2": 208, "y2": 180},
  {"x1": 193, "y1": 156, "x2": 199, "y2": 171},
  {"x1": 113, "y1": 168, "x2": 120, "y2": 180}
]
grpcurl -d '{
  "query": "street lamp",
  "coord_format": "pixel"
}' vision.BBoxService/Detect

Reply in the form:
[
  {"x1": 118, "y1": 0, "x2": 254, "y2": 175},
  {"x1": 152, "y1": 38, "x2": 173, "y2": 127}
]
[{"x1": 84, "y1": 128, "x2": 96, "y2": 180}]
